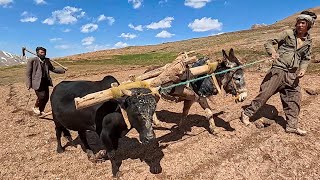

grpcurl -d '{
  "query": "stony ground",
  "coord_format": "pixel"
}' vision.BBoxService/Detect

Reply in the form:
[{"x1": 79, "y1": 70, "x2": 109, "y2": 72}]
[{"x1": 1, "y1": 66, "x2": 320, "y2": 180}]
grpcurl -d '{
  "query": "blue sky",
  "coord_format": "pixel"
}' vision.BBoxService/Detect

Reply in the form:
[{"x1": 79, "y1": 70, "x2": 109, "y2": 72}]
[{"x1": 0, "y1": 0, "x2": 318, "y2": 58}]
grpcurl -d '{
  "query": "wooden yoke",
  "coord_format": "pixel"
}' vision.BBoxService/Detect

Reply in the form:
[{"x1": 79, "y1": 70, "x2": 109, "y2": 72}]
[
  {"x1": 74, "y1": 61, "x2": 218, "y2": 110},
  {"x1": 74, "y1": 81, "x2": 157, "y2": 110}
]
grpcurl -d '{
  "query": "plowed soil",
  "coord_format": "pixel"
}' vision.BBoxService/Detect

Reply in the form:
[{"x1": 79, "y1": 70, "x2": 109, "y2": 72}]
[{"x1": 1, "y1": 66, "x2": 320, "y2": 179}]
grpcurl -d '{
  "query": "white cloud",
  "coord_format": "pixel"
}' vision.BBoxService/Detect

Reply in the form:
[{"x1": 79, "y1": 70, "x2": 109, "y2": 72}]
[
  {"x1": 34, "y1": 0, "x2": 46, "y2": 5},
  {"x1": 54, "y1": 44, "x2": 71, "y2": 49},
  {"x1": 159, "y1": 0, "x2": 168, "y2": 4},
  {"x1": 0, "y1": 0, "x2": 13, "y2": 7},
  {"x1": 49, "y1": 38, "x2": 62, "y2": 42},
  {"x1": 81, "y1": 23, "x2": 98, "y2": 33},
  {"x1": 81, "y1": 36, "x2": 95, "y2": 45},
  {"x1": 156, "y1": 30, "x2": 175, "y2": 38},
  {"x1": 42, "y1": 6, "x2": 85, "y2": 25},
  {"x1": 128, "y1": 0, "x2": 143, "y2": 9},
  {"x1": 119, "y1": 33, "x2": 137, "y2": 40},
  {"x1": 106, "y1": 17, "x2": 115, "y2": 25},
  {"x1": 97, "y1": 15, "x2": 114, "y2": 25},
  {"x1": 188, "y1": 17, "x2": 222, "y2": 32},
  {"x1": 97, "y1": 14, "x2": 106, "y2": 22},
  {"x1": 21, "y1": 11, "x2": 27, "y2": 16},
  {"x1": 20, "y1": 11, "x2": 38, "y2": 23},
  {"x1": 114, "y1": 42, "x2": 129, "y2": 48},
  {"x1": 42, "y1": 18, "x2": 54, "y2": 25},
  {"x1": 62, "y1": 28, "x2": 71, "y2": 32},
  {"x1": 20, "y1": 17, "x2": 38, "y2": 23},
  {"x1": 146, "y1": 17, "x2": 174, "y2": 30},
  {"x1": 184, "y1": 0, "x2": 211, "y2": 9},
  {"x1": 128, "y1": 23, "x2": 143, "y2": 31}
]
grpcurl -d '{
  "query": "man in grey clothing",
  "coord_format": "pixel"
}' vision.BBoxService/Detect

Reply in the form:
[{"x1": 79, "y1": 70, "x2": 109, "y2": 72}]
[
  {"x1": 26, "y1": 47, "x2": 65, "y2": 115},
  {"x1": 241, "y1": 11, "x2": 317, "y2": 136}
]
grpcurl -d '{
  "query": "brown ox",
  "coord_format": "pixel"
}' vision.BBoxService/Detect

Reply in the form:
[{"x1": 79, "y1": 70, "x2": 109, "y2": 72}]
[{"x1": 153, "y1": 49, "x2": 247, "y2": 134}]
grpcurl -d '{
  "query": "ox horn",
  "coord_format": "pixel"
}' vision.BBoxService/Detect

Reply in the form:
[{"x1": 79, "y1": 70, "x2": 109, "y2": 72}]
[
  {"x1": 121, "y1": 89, "x2": 133, "y2": 96},
  {"x1": 111, "y1": 82, "x2": 119, "y2": 88},
  {"x1": 119, "y1": 106, "x2": 131, "y2": 129}
]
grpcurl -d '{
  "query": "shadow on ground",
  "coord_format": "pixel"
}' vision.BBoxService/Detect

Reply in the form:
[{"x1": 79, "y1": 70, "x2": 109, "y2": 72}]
[{"x1": 242, "y1": 104, "x2": 287, "y2": 129}]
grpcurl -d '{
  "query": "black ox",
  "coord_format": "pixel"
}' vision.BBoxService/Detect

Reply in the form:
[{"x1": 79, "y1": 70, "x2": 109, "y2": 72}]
[{"x1": 50, "y1": 76, "x2": 157, "y2": 163}]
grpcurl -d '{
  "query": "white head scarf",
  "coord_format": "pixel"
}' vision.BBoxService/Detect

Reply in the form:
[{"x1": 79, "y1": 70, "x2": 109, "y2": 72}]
[{"x1": 296, "y1": 14, "x2": 315, "y2": 26}]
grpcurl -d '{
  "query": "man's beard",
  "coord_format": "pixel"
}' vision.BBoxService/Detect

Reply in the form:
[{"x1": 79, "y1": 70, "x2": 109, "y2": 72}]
[{"x1": 38, "y1": 55, "x2": 46, "y2": 60}]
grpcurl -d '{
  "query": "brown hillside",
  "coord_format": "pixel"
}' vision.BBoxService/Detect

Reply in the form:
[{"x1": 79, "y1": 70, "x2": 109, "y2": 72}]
[{"x1": 62, "y1": 7, "x2": 320, "y2": 62}]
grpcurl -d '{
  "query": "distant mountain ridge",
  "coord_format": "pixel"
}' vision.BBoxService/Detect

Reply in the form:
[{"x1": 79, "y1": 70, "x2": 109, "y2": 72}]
[{"x1": 0, "y1": 50, "x2": 29, "y2": 67}]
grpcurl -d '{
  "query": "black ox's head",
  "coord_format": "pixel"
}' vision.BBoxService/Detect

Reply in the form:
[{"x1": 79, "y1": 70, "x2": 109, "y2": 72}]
[
  {"x1": 219, "y1": 48, "x2": 247, "y2": 102},
  {"x1": 122, "y1": 88, "x2": 156, "y2": 144}
]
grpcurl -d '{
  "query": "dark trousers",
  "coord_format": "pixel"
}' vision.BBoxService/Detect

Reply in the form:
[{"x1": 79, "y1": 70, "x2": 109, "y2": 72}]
[
  {"x1": 244, "y1": 68, "x2": 301, "y2": 129},
  {"x1": 34, "y1": 79, "x2": 49, "y2": 112}
]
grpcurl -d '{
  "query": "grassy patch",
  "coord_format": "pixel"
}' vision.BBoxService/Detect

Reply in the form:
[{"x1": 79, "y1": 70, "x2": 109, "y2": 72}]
[
  {"x1": 59, "y1": 52, "x2": 178, "y2": 66},
  {"x1": 211, "y1": 49, "x2": 267, "y2": 62},
  {"x1": 0, "y1": 65, "x2": 26, "y2": 85},
  {"x1": 112, "y1": 52, "x2": 177, "y2": 65}
]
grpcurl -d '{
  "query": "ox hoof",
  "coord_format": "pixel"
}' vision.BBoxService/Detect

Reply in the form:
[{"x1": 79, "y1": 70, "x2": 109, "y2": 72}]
[
  {"x1": 86, "y1": 150, "x2": 96, "y2": 163},
  {"x1": 150, "y1": 165, "x2": 162, "y2": 174},
  {"x1": 241, "y1": 111, "x2": 251, "y2": 126},
  {"x1": 57, "y1": 147, "x2": 65, "y2": 153},
  {"x1": 209, "y1": 126, "x2": 218, "y2": 135},
  {"x1": 254, "y1": 120, "x2": 265, "y2": 129},
  {"x1": 112, "y1": 171, "x2": 123, "y2": 179},
  {"x1": 95, "y1": 150, "x2": 107, "y2": 159}
]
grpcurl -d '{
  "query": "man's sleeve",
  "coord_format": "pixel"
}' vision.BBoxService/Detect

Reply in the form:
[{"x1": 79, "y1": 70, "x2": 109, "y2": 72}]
[
  {"x1": 25, "y1": 58, "x2": 33, "y2": 89},
  {"x1": 300, "y1": 45, "x2": 312, "y2": 71},
  {"x1": 48, "y1": 59, "x2": 65, "y2": 74},
  {"x1": 264, "y1": 30, "x2": 288, "y2": 55}
]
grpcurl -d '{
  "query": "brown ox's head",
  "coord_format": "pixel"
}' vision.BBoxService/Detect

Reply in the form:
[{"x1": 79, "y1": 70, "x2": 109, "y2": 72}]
[{"x1": 220, "y1": 48, "x2": 247, "y2": 102}]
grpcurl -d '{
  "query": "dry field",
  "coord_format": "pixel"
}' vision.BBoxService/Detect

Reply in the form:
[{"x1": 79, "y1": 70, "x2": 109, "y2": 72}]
[{"x1": 1, "y1": 64, "x2": 320, "y2": 180}]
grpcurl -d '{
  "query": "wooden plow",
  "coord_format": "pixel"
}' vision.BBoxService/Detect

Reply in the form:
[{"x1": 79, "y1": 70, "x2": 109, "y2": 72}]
[{"x1": 74, "y1": 51, "x2": 219, "y2": 110}]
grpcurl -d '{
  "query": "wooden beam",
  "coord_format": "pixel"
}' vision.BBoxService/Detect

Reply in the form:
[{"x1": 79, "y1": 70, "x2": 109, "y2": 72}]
[{"x1": 74, "y1": 61, "x2": 218, "y2": 110}]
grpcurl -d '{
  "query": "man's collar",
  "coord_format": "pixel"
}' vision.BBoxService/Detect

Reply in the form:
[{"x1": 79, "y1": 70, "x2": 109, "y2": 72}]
[
  {"x1": 37, "y1": 57, "x2": 44, "y2": 63},
  {"x1": 293, "y1": 29, "x2": 310, "y2": 39}
]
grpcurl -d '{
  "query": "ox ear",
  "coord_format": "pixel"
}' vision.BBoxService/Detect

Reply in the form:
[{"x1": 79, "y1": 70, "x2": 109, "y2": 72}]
[
  {"x1": 228, "y1": 48, "x2": 237, "y2": 64},
  {"x1": 222, "y1": 49, "x2": 228, "y2": 60},
  {"x1": 228, "y1": 48, "x2": 242, "y2": 65},
  {"x1": 222, "y1": 49, "x2": 233, "y2": 68},
  {"x1": 229, "y1": 48, "x2": 235, "y2": 59}
]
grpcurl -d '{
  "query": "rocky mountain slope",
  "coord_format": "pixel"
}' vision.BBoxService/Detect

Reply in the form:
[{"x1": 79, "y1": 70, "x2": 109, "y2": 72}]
[{"x1": 0, "y1": 50, "x2": 28, "y2": 67}]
